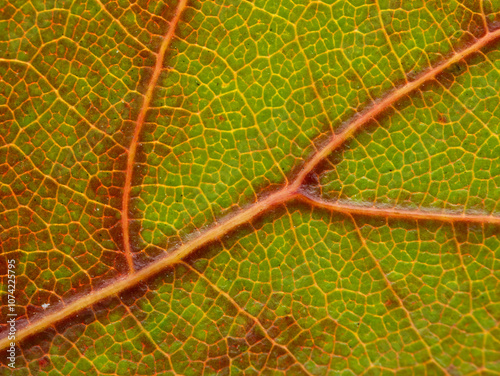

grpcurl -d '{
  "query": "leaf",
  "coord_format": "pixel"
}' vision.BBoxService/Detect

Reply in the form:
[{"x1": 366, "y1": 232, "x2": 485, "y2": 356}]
[{"x1": 1, "y1": 0, "x2": 500, "y2": 375}]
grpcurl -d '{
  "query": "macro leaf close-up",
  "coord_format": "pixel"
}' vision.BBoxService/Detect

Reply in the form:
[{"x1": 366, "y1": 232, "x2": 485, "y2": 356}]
[{"x1": 1, "y1": 0, "x2": 500, "y2": 375}]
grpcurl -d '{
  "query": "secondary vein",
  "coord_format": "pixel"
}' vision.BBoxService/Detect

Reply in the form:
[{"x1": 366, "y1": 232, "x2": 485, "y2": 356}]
[{"x1": 122, "y1": 0, "x2": 188, "y2": 272}]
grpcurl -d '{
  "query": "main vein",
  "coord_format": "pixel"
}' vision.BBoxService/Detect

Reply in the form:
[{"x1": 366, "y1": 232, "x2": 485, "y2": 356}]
[
  {"x1": 2, "y1": 22, "x2": 500, "y2": 353},
  {"x1": 2, "y1": 189, "x2": 297, "y2": 349}
]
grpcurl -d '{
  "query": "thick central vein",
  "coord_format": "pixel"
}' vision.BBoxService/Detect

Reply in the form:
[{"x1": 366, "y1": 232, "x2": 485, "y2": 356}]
[
  {"x1": 2, "y1": 26, "x2": 500, "y2": 352},
  {"x1": 122, "y1": 0, "x2": 188, "y2": 272},
  {"x1": 5, "y1": 188, "x2": 297, "y2": 348}
]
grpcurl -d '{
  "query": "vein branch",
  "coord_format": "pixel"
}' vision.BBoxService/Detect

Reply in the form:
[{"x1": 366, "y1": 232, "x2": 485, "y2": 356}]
[
  {"x1": 295, "y1": 193, "x2": 500, "y2": 225},
  {"x1": 349, "y1": 215, "x2": 451, "y2": 376},
  {"x1": 122, "y1": 304, "x2": 173, "y2": 369},
  {"x1": 1, "y1": 189, "x2": 296, "y2": 349},
  {"x1": 122, "y1": 0, "x2": 188, "y2": 273},
  {"x1": 181, "y1": 261, "x2": 314, "y2": 376}
]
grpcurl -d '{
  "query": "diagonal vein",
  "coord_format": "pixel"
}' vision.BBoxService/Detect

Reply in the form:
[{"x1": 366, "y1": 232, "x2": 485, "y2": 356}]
[
  {"x1": 181, "y1": 261, "x2": 314, "y2": 376},
  {"x1": 348, "y1": 214, "x2": 452, "y2": 376},
  {"x1": 289, "y1": 27, "x2": 500, "y2": 191},
  {"x1": 2, "y1": 189, "x2": 296, "y2": 350}
]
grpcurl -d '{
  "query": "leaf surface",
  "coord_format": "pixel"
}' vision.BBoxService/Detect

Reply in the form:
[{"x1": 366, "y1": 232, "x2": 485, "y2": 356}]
[{"x1": 1, "y1": 0, "x2": 500, "y2": 375}]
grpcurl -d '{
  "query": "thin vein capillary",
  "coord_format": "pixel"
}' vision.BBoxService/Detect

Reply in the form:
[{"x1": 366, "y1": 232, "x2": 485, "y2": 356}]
[{"x1": 122, "y1": 0, "x2": 189, "y2": 273}]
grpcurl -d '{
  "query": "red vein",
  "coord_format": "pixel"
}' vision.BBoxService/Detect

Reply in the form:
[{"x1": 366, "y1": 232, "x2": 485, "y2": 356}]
[
  {"x1": 479, "y1": 0, "x2": 490, "y2": 35},
  {"x1": 289, "y1": 27, "x2": 500, "y2": 191},
  {"x1": 296, "y1": 193, "x2": 500, "y2": 225},
  {"x1": 122, "y1": 0, "x2": 188, "y2": 272},
  {"x1": 3, "y1": 25, "x2": 500, "y2": 352},
  {"x1": 1, "y1": 188, "x2": 296, "y2": 350}
]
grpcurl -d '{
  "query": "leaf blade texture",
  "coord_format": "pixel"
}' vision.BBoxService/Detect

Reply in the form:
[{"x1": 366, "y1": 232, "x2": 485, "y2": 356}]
[{"x1": 1, "y1": 0, "x2": 500, "y2": 375}]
